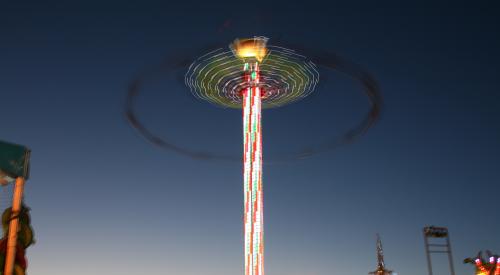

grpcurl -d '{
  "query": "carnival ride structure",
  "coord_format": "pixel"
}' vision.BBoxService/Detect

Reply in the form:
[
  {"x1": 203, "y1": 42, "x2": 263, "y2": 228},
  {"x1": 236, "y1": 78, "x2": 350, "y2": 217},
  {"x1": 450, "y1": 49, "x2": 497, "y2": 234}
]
[{"x1": 126, "y1": 36, "x2": 381, "y2": 275}]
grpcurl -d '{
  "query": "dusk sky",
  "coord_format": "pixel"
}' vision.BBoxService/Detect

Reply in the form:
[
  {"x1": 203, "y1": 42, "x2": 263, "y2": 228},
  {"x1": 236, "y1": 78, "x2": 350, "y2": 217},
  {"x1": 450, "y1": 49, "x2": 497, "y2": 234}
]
[{"x1": 1, "y1": 1, "x2": 499, "y2": 275}]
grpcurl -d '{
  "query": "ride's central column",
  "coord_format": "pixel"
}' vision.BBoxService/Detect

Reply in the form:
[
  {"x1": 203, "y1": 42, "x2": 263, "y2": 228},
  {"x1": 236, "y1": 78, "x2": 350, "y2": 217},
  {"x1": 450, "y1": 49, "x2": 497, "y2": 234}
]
[{"x1": 243, "y1": 62, "x2": 264, "y2": 275}]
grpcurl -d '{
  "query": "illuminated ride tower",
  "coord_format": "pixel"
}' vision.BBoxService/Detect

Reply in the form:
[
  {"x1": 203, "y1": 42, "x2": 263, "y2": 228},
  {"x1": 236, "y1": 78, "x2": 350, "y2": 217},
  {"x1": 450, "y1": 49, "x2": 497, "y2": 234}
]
[
  {"x1": 127, "y1": 34, "x2": 381, "y2": 275},
  {"x1": 242, "y1": 59, "x2": 264, "y2": 275},
  {"x1": 185, "y1": 36, "x2": 319, "y2": 275}
]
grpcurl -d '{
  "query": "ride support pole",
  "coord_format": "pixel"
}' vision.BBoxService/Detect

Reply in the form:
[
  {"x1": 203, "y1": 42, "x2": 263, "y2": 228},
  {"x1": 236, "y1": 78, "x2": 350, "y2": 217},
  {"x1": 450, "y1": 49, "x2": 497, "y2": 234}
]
[{"x1": 4, "y1": 177, "x2": 25, "y2": 275}]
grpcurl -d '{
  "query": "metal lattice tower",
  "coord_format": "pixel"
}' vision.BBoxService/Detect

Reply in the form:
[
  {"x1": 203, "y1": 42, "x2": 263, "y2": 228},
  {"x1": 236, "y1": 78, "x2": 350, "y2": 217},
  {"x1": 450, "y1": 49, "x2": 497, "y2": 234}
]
[
  {"x1": 423, "y1": 226, "x2": 456, "y2": 275},
  {"x1": 370, "y1": 234, "x2": 394, "y2": 275}
]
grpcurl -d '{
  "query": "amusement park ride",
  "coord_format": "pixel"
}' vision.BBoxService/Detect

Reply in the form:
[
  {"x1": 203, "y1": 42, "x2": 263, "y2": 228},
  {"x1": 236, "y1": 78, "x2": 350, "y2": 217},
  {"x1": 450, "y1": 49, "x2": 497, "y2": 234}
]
[
  {"x1": 464, "y1": 251, "x2": 500, "y2": 275},
  {"x1": 369, "y1": 234, "x2": 394, "y2": 275},
  {"x1": 0, "y1": 140, "x2": 34, "y2": 275},
  {"x1": 127, "y1": 35, "x2": 382, "y2": 275},
  {"x1": 0, "y1": 37, "x2": 495, "y2": 275},
  {"x1": 185, "y1": 36, "x2": 319, "y2": 275},
  {"x1": 423, "y1": 226, "x2": 456, "y2": 275}
]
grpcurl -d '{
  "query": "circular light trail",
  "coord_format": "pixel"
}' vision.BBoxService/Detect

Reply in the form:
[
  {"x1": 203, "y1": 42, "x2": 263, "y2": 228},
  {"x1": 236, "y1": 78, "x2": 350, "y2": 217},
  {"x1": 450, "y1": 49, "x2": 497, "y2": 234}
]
[
  {"x1": 125, "y1": 39, "x2": 382, "y2": 162},
  {"x1": 185, "y1": 43, "x2": 319, "y2": 109}
]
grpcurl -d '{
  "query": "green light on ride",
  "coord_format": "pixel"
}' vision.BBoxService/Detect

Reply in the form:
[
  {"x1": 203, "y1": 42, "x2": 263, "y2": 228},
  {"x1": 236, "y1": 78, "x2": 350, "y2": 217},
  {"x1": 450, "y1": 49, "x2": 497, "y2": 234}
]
[{"x1": 251, "y1": 71, "x2": 257, "y2": 80}]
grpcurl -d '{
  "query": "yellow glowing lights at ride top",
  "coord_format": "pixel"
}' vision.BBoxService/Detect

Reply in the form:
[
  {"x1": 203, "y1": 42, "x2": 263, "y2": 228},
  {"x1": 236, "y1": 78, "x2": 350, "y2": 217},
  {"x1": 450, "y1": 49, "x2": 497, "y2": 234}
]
[{"x1": 231, "y1": 37, "x2": 268, "y2": 62}]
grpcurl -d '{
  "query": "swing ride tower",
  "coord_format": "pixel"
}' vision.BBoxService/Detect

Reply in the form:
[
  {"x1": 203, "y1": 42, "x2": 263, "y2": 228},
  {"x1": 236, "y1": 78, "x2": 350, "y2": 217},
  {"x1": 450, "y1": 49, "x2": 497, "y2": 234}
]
[
  {"x1": 127, "y1": 34, "x2": 381, "y2": 275},
  {"x1": 242, "y1": 60, "x2": 264, "y2": 275},
  {"x1": 233, "y1": 38, "x2": 266, "y2": 275},
  {"x1": 185, "y1": 37, "x2": 319, "y2": 275}
]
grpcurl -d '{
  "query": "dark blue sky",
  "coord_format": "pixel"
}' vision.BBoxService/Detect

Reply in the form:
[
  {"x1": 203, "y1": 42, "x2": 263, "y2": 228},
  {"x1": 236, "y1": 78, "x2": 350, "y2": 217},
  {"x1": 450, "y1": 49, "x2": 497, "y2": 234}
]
[{"x1": 1, "y1": 1, "x2": 499, "y2": 274}]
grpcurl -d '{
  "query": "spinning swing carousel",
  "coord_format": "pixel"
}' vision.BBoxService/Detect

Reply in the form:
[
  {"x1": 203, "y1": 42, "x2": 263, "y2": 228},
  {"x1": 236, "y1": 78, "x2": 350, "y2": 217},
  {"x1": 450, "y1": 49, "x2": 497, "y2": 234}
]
[{"x1": 127, "y1": 36, "x2": 382, "y2": 275}]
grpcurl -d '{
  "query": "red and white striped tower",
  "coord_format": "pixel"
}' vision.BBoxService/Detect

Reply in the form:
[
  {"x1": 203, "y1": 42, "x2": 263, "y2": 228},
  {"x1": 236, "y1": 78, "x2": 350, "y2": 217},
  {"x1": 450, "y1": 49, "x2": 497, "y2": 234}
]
[{"x1": 242, "y1": 61, "x2": 264, "y2": 275}]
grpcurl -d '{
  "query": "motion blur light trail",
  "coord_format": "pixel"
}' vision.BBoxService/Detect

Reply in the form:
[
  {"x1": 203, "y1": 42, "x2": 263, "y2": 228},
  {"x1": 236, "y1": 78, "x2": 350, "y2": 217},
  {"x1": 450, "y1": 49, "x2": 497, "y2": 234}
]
[
  {"x1": 125, "y1": 36, "x2": 382, "y2": 275},
  {"x1": 185, "y1": 37, "x2": 319, "y2": 109},
  {"x1": 125, "y1": 37, "x2": 382, "y2": 162}
]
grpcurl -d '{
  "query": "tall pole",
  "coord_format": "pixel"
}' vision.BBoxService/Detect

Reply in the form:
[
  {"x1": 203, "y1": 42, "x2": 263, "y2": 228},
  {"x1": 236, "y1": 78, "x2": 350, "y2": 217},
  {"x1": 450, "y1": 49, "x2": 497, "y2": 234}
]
[
  {"x1": 4, "y1": 176, "x2": 25, "y2": 275},
  {"x1": 424, "y1": 228, "x2": 434, "y2": 275},
  {"x1": 446, "y1": 234, "x2": 456, "y2": 275},
  {"x1": 243, "y1": 61, "x2": 264, "y2": 275}
]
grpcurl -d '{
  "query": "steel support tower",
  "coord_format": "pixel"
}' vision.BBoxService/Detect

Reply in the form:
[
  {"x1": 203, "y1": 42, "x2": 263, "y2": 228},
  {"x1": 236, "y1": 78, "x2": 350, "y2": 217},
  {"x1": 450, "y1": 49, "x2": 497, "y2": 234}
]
[
  {"x1": 370, "y1": 234, "x2": 394, "y2": 275},
  {"x1": 423, "y1": 226, "x2": 456, "y2": 275}
]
